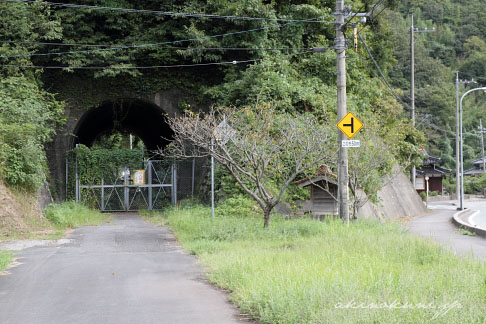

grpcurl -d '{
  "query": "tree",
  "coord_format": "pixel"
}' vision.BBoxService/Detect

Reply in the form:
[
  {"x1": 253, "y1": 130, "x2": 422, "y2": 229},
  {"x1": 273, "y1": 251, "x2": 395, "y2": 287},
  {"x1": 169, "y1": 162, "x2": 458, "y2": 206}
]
[
  {"x1": 347, "y1": 132, "x2": 396, "y2": 219},
  {"x1": 163, "y1": 104, "x2": 336, "y2": 227}
]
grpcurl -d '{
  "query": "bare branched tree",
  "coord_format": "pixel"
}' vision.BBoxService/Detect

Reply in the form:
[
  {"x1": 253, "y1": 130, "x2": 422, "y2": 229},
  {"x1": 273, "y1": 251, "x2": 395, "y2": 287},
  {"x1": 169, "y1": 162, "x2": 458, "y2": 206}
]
[
  {"x1": 347, "y1": 131, "x2": 415, "y2": 219},
  {"x1": 162, "y1": 104, "x2": 337, "y2": 227}
]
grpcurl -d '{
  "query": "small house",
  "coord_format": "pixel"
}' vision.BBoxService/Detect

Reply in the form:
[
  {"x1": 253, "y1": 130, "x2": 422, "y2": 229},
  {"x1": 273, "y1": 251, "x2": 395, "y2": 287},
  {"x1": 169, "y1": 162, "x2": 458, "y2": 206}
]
[
  {"x1": 415, "y1": 154, "x2": 451, "y2": 194},
  {"x1": 296, "y1": 165, "x2": 338, "y2": 218},
  {"x1": 464, "y1": 156, "x2": 486, "y2": 176}
]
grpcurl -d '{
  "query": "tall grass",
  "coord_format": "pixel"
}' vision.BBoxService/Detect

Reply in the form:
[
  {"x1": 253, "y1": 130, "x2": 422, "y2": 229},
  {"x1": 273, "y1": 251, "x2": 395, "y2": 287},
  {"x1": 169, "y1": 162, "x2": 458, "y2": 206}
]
[
  {"x1": 0, "y1": 251, "x2": 13, "y2": 272},
  {"x1": 163, "y1": 206, "x2": 486, "y2": 324},
  {"x1": 43, "y1": 202, "x2": 109, "y2": 229}
]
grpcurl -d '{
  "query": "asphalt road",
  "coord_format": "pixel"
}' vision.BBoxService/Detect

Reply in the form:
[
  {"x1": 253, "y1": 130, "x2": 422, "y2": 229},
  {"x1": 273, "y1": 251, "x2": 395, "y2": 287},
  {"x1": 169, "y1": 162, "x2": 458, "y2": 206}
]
[
  {"x1": 407, "y1": 203, "x2": 486, "y2": 259},
  {"x1": 0, "y1": 214, "x2": 250, "y2": 324}
]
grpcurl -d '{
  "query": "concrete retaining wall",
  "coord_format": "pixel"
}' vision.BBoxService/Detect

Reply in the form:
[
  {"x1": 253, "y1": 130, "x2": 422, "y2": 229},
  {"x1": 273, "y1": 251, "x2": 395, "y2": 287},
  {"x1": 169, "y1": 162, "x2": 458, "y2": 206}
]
[{"x1": 357, "y1": 168, "x2": 426, "y2": 220}]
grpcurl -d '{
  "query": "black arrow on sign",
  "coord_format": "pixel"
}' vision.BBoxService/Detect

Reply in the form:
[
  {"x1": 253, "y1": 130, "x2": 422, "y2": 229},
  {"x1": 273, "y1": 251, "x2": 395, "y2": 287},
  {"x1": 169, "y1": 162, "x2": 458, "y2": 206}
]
[{"x1": 343, "y1": 117, "x2": 354, "y2": 133}]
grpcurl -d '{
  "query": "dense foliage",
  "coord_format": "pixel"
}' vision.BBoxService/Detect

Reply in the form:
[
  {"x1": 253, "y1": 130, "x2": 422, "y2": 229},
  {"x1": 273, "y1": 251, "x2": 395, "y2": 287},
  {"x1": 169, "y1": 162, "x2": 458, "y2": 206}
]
[
  {"x1": 0, "y1": 2, "x2": 63, "y2": 191},
  {"x1": 385, "y1": 0, "x2": 486, "y2": 173},
  {"x1": 5, "y1": 0, "x2": 486, "y2": 195}
]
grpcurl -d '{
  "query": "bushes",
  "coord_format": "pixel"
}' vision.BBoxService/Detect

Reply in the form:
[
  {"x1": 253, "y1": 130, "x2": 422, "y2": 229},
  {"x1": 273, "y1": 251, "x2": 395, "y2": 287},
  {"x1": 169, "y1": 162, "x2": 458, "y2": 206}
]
[
  {"x1": 0, "y1": 77, "x2": 63, "y2": 191},
  {"x1": 216, "y1": 195, "x2": 260, "y2": 218}
]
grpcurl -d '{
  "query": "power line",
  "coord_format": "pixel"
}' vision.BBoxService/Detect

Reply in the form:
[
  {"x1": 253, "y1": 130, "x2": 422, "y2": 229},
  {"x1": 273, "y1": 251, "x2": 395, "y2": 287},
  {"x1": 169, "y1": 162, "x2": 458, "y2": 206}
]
[
  {"x1": 354, "y1": 0, "x2": 387, "y2": 36},
  {"x1": 1, "y1": 0, "x2": 334, "y2": 23},
  {"x1": 358, "y1": 31, "x2": 410, "y2": 111},
  {"x1": 0, "y1": 59, "x2": 260, "y2": 70},
  {"x1": 0, "y1": 17, "x2": 325, "y2": 59},
  {"x1": 358, "y1": 30, "x2": 465, "y2": 139},
  {"x1": 0, "y1": 50, "x2": 317, "y2": 70},
  {"x1": 0, "y1": 41, "x2": 316, "y2": 51}
]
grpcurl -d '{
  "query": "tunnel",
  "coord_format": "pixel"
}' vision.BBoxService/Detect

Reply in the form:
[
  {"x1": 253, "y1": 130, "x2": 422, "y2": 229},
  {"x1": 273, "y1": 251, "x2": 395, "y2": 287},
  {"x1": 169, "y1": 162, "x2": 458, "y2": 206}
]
[{"x1": 73, "y1": 99, "x2": 173, "y2": 151}]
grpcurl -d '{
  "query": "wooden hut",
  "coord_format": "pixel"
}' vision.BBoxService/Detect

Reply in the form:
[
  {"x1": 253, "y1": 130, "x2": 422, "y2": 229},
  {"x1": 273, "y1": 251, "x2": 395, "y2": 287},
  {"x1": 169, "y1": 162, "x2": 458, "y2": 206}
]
[
  {"x1": 415, "y1": 154, "x2": 451, "y2": 194},
  {"x1": 296, "y1": 165, "x2": 338, "y2": 218}
]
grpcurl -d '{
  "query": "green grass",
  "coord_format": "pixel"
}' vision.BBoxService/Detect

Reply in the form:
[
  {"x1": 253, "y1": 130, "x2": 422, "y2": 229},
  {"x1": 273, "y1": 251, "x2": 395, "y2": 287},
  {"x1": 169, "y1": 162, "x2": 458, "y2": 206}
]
[
  {"x1": 160, "y1": 206, "x2": 486, "y2": 324},
  {"x1": 0, "y1": 251, "x2": 13, "y2": 272},
  {"x1": 459, "y1": 228, "x2": 477, "y2": 236},
  {"x1": 139, "y1": 209, "x2": 168, "y2": 226},
  {"x1": 43, "y1": 202, "x2": 110, "y2": 229}
]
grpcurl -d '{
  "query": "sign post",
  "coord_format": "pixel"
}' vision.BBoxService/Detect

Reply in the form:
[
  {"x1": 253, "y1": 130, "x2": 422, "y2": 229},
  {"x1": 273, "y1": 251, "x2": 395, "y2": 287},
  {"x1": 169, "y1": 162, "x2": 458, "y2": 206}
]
[
  {"x1": 211, "y1": 117, "x2": 236, "y2": 218},
  {"x1": 425, "y1": 176, "x2": 429, "y2": 208}
]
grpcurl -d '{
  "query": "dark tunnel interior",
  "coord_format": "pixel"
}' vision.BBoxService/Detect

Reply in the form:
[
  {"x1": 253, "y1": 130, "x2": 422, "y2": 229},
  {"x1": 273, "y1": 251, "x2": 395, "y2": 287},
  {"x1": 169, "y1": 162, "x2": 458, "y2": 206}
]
[{"x1": 73, "y1": 99, "x2": 173, "y2": 152}]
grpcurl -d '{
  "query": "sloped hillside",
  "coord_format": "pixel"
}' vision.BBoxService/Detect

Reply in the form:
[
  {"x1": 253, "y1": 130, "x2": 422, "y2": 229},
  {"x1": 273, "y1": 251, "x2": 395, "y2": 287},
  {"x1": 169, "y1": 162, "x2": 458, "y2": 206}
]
[{"x1": 0, "y1": 182, "x2": 52, "y2": 239}]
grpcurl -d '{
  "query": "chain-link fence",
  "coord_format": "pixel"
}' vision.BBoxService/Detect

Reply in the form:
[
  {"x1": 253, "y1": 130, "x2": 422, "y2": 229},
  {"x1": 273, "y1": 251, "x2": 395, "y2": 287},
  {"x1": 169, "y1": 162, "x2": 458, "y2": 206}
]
[{"x1": 66, "y1": 152, "x2": 200, "y2": 211}]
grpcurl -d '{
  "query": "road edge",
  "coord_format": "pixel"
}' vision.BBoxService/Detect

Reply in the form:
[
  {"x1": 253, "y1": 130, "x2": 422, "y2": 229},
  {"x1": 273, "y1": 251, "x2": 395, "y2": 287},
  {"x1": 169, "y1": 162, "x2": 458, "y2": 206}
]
[{"x1": 452, "y1": 209, "x2": 486, "y2": 238}]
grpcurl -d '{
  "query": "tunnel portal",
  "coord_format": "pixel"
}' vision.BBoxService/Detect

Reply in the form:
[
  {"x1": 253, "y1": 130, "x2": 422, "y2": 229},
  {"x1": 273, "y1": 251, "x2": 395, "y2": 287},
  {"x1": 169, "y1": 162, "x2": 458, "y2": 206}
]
[{"x1": 73, "y1": 99, "x2": 173, "y2": 151}]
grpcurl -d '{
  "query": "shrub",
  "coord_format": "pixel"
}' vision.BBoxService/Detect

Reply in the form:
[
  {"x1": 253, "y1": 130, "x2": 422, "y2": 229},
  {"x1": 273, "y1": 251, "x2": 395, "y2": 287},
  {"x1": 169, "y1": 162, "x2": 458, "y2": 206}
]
[{"x1": 215, "y1": 195, "x2": 259, "y2": 218}]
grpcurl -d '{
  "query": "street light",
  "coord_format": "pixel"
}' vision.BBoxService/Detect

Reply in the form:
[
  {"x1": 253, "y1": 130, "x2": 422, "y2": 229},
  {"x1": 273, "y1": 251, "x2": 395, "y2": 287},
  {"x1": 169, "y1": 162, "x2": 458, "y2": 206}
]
[{"x1": 459, "y1": 87, "x2": 486, "y2": 210}]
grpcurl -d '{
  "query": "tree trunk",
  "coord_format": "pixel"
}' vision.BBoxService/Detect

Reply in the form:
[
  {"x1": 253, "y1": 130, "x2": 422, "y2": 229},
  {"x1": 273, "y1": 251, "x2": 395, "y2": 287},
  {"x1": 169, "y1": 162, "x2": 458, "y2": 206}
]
[{"x1": 263, "y1": 207, "x2": 271, "y2": 228}]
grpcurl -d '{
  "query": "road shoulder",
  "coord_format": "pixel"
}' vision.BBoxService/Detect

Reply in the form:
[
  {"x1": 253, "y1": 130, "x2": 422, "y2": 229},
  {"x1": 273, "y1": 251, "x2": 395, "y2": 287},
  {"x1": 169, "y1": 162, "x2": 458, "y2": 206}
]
[{"x1": 405, "y1": 207, "x2": 486, "y2": 260}]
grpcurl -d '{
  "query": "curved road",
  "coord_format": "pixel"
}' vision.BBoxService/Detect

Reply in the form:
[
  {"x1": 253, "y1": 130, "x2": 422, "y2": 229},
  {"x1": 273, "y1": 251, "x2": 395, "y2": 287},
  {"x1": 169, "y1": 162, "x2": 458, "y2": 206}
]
[
  {"x1": 0, "y1": 214, "x2": 251, "y2": 324},
  {"x1": 408, "y1": 200, "x2": 486, "y2": 259},
  {"x1": 460, "y1": 200, "x2": 486, "y2": 228}
]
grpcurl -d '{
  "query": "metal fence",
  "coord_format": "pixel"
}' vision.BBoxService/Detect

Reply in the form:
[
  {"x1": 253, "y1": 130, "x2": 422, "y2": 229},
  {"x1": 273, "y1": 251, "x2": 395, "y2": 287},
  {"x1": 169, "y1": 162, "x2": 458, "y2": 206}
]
[{"x1": 68, "y1": 157, "x2": 197, "y2": 211}]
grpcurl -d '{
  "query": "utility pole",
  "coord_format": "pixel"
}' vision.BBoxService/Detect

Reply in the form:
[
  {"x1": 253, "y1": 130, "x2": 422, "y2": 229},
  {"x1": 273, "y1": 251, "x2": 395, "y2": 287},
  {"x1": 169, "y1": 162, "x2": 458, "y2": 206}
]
[
  {"x1": 410, "y1": 14, "x2": 416, "y2": 189},
  {"x1": 455, "y1": 72, "x2": 460, "y2": 200},
  {"x1": 410, "y1": 15, "x2": 434, "y2": 189},
  {"x1": 336, "y1": 0, "x2": 349, "y2": 224},
  {"x1": 455, "y1": 73, "x2": 475, "y2": 202},
  {"x1": 479, "y1": 119, "x2": 486, "y2": 173},
  {"x1": 333, "y1": 2, "x2": 368, "y2": 224}
]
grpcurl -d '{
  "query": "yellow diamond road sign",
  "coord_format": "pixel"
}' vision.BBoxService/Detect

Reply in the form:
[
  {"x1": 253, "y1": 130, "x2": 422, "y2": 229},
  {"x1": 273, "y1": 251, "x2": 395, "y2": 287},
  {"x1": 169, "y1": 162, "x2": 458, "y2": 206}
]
[{"x1": 336, "y1": 112, "x2": 363, "y2": 139}]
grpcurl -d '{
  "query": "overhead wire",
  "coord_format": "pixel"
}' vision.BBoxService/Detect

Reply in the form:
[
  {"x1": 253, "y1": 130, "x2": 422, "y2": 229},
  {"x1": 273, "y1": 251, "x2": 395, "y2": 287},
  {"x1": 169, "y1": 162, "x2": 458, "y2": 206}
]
[
  {"x1": 1, "y1": 0, "x2": 334, "y2": 23},
  {"x1": 358, "y1": 31, "x2": 410, "y2": 111},
  {"x1": 357, "y1": 30, "x2": 472, "y2": 139},
  {"x1": 0, "y1": 41, "x2": 317, "y2": 51},
  {"x1": 0, "y1": 50, "x2": 318, "y2": 70},
  {"x1": 0, "y1": 16, "x2": 328, "y2": 59}
]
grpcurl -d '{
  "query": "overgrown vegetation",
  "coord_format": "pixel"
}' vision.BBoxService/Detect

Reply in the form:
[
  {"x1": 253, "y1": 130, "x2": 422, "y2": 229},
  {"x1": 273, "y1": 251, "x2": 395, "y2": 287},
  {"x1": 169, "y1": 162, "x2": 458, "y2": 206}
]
[
  {"x1": 0, "y1": 2, "x2": 63, "y2": 191},
  {"x1": 43, "y1": 202, "x2": 109, "y2": 229},
  {"x1": 165, "y1": 104, "x2": 338, "y2": 227},
  {"x1": 160, "y1": 206, "x2": 486, "y2": 324},
  {"x1": 66, "y1": 145, "x2": 146, "y2": 202},
  {"x1": 0, "y1": 251, "x2": 13, "y2": 272}
]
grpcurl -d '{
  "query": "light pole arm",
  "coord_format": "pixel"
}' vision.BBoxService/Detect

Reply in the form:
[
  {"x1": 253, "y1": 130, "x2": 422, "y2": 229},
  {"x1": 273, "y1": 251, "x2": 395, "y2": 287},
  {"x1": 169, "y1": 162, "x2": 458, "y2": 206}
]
[{"x1": 459, "y1": 87, "x2": 486, "y2": 210}]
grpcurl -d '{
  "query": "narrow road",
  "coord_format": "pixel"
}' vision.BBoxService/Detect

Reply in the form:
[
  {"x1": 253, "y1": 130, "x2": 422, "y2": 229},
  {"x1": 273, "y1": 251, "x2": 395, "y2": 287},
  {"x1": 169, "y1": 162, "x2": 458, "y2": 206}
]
[
  {"x1": 0, "y1": 214, "x2": 250, "y2": 324},
  {"x1": 406, "y1": 203, "x2": 486, "y2": 260}
]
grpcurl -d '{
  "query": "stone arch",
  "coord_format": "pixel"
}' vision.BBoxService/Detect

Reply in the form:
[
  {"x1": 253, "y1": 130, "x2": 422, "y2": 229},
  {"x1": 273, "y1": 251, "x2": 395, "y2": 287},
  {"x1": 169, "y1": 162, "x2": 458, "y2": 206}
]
[
  {"x1": 47, "y1": 91, "x2": 187, "y2": 201},
  {"x1": 72, "y1": 99, "x2": 173, "y2": 151}
]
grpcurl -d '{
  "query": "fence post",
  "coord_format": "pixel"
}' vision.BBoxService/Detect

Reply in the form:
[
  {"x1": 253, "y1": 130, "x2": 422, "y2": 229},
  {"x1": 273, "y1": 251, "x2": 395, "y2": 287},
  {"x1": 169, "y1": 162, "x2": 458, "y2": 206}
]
[
  {"x1": 65, "y1": 155, "x2": 69, "y2": 201},
  {"x1": 101, "y1": 178, "x2": 105, "y2": 212},
  {"x1": 148, "y1": 161, "x2": 153, "y2": 210},
  {"x1": 124, "y1": 171, "x2": 129, "y2": 211},
  {"x1": 75, "y1": 151, "x2": 79, "y2": 202},
  {"x1": 171, "y1": 162, "x2": 177, "y2": 205},
  {"x1": 191, "y1": 158, "x2": 195, "y2": 197}
]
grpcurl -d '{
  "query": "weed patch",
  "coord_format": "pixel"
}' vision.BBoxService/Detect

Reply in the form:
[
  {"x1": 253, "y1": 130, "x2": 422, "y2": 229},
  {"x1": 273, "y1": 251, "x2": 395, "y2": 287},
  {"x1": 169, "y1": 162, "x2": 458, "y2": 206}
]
[
  {"x1": 0, "y1": 251, "x2": 13, "y2": 272},
  {"x1": 165, "y1": 206, "x2": 486, "y2": 324},
  {"x1": 43, "y1": 202, "x2": 110, "y2": 229}
]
